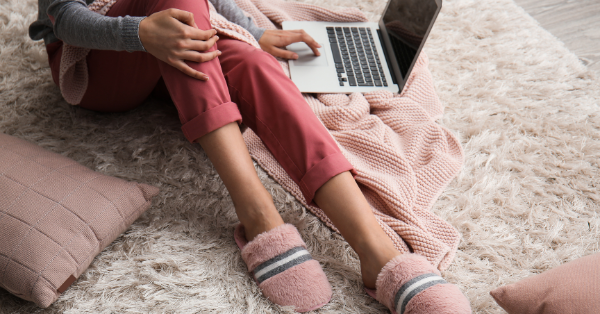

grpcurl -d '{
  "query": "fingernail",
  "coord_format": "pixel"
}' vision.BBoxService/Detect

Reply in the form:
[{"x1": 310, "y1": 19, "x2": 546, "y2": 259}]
[
  {"x1": 217, "y1": 50, "x2": 222, "y2": 55},
  {"x1": 215, "y1": 36, "x2": 219, "y2": 40},
  {"x1": 293, "y1": 54, "x2": 298, "y2": 59}
]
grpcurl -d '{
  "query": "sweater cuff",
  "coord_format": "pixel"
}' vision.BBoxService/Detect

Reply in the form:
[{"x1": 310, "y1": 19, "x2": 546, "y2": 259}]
[
  {"x1": 121, "y1": 16, "x2": 146, "y2": 52},
  {"x1": 248, "y1": 26, "x2": 266, "y2": 42}
]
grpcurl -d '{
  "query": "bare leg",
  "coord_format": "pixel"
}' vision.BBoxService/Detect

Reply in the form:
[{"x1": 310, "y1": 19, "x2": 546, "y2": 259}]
[
  {"x1": 196, "y1": 122, "x2": 284, "y2": 241},
  {"x1": 314, "y1": 171, "x2": 401, "y2": 289},
  {"x1": 198, "y1": 123, "x2": 399, "y2": 288}
]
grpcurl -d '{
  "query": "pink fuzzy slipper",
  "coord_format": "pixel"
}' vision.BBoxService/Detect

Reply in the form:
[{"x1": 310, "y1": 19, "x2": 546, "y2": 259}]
[
  {"x1": 234, "y1": 224, "x2": 332, "y2": 312},
  {"x1": 365, "y1": 254, "x2": 471, "y2": 314}
]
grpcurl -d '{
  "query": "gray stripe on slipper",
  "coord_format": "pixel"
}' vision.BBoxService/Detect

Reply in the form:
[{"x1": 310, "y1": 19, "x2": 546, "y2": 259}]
[
  {"x1": 253, "y1": 246, "x2": 312, "y2": 283},
  {"x1": 393, "y1": 273, "x2": 447, "y2": 314}
]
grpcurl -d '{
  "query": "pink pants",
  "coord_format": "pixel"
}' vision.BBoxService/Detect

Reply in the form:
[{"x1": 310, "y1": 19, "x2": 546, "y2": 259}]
[{"x1": 46, "y1": 0, "x2": 354, "y2": 204}]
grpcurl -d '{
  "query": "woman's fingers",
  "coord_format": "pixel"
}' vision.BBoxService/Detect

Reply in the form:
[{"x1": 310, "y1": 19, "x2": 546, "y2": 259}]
[
  {"x1": 258, "y1": 29, "x2": 322, "y2": 59},
  {"x1": 166, "y1": 8, "x2": 216, "y2": 40},
  {"x1": 172, "y1": 60, "x2": 209, "y2": 81},
  {"x1": 186, "y1": 28, "x2": 217, "y2": 41},
  {"x1": 172, "y1": 50, "x2": 221, "y2": 80},
  {"x1": 167, "y1": 8, "x2": 196, "y2": 27},
  {"x1": 186, "y1": 34, "x2": 219, "y2": 51},
  {"x1": 139, "y1": 8, "x2": 222, "y2": 79},
  {"x1": 287, "y1": 30, "x2": 321, "y2": 56},
  {"x1": 268, "y1": 47, "x2": 298, "y2": 60},
  {"x1": 180, "y1": 50, "x2": 222, "y2": 63}
]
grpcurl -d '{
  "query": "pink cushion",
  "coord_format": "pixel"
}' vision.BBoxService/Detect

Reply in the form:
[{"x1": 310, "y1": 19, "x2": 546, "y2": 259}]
[
  {"x1": 0, "y1": 133, "x2": 159, "y2": 308},
  {"x1": 490, "y1": 253, "x2": 600, "y2": 314}
]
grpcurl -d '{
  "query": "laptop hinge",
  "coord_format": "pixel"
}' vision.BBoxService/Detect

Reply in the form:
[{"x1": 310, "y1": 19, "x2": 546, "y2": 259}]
[{"x1": 377, "y1": 29, "x2": 398, "y2": 85}]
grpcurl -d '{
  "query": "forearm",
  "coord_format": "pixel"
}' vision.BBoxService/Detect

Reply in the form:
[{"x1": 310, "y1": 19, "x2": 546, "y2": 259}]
[
  {"x1": 48, "y1": 0, "x2": 145, "y2": 51},
  {"x1": 208, "y1": 0, "x2": 265, "y2": 41}
]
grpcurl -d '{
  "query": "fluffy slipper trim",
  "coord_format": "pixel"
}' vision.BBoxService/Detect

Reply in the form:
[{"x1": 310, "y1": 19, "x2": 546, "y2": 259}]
[
  {"x1": 375, "y1": 254, "x2": 471, "y2": 314},
  {"x1": 405, "y1": 283, "x2": 471, "y2": 314},
  {"x1": 234, "y1": 224, "x2": 332, "y2": 312},
  {"x1": 238, "y1": 224, "x2": 307, "y2": 271},
  {"x1": 375, "y1": 254, "x2": 440, "y2": 309}
]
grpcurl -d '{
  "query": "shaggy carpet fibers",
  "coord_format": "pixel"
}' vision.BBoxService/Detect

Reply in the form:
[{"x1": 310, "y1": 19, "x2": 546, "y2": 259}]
[{"x1": 1, "y1": 0, "x2": 599, "y2": 312}]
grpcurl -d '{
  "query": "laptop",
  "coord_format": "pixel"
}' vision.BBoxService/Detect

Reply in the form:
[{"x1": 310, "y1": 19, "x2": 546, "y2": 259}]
[{"x1": 282, "y1": 0, "x2": 442, "y2": 94}]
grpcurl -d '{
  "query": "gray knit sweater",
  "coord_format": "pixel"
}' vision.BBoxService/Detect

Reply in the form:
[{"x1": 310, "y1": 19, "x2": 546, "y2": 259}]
[{"x1": 29, "y1": 0, "x2": 265, "y2": 52}]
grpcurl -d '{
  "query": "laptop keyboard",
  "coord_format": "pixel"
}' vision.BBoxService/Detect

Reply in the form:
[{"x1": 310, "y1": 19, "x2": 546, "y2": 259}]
[{"x1": 327, "y1": 26, "x2": 388, "y2": 87}]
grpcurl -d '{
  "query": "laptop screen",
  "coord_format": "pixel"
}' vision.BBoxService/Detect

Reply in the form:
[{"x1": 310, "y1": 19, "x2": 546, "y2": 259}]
[{"x1": 381, "y1": 0, "x2": 440, "y2": 79}]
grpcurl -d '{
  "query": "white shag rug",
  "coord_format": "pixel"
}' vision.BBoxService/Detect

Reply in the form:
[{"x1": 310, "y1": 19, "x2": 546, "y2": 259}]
[{"x1": 1, "y1": 0, "x2": 599, "y2": 313}]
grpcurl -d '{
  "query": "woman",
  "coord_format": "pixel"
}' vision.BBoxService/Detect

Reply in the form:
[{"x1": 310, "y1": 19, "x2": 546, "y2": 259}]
[{"x1": 29, "y1": 0, "x2": 470, "y2": 312}]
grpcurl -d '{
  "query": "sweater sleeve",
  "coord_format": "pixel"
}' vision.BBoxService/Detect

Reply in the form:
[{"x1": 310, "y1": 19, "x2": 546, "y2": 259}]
[
  {"x1": 48, "y1": 0, "x2": 146, "y2": 52},
  {"x1": 208, "y1": 0, "x2": 266, "y2": 41}
]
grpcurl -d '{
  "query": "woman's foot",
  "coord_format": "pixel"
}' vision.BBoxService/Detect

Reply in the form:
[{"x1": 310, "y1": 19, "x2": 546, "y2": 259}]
[
  {"x1": 372, "y1": 254, "x2": 471, "y2": 314},
  {"x1": 356, "y1": 233, "x2": 402, "y2": 289},
  {"x1": 235, "y1": 189, "x2": 285, "y2": 241},
  {"x1": 234, "y1": 224, "x2": 332, "y2": 312},
  {"x1": 242, "y1": 209, "x2": 285, "y2": 241}
]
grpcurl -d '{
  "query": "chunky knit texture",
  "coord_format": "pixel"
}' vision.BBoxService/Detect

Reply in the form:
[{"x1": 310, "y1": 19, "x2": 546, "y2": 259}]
[{"x1": 59, "y1": 0, "x2": 464, "y2": 270}]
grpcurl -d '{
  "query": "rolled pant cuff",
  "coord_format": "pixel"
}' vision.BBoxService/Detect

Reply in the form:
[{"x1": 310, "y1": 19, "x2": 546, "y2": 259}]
[
  {"x1": 299, "y1": 152, "x2": 356, "y2": 205},
  {"x1": 181, "y1": 101, "x2": 242, "y2": 143}
]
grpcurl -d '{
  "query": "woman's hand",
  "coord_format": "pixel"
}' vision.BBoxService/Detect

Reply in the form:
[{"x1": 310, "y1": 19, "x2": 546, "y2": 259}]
[
  {"x1": 258, "y1": 29, "x2": 321, "y2": 60},
  {"x1": 139, "y1": 9, "x2": 220, "y2": 81}
]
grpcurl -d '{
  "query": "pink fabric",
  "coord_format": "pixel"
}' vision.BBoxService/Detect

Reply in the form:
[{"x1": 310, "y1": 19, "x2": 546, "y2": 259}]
[
  {"x1": 490, "y1": 253, "x2": 600, "y2": 314},
  {"x1": 374, "y1": 254, "x2": 471, "y2": 314},
  {"x1": 407, "y1": 284, "x2": 471, "y2": 314},
  {"x1": 375, "y1": 254, "x2": 440, "y2": 310},
  {"x1": 234, "y1": 224, "x2": 332, "y2": 312},
  {"x1": 0, "y1": 133, "x2": 159, "y2": 308},
  {"x1": 259, "y1": 260, "x2": 332, "y2": 312},
  {"x1": 237, "y1": 224, "x2": 306, "y2": 271},
  {"x1": 59, "y1": 0, "x2": 118, "y2": 105}
]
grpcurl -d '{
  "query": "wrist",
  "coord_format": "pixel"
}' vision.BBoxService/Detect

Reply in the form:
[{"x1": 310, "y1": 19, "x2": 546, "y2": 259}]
[
  {"x1": 122, "y1": 16, "x2": 146, "y2": 52},
  {"x1": 136, "y1": 17, "x2": 148, "y2": 52},
  {"x1": 138, "y1": 17, "x2": 148, "y2": 48}
]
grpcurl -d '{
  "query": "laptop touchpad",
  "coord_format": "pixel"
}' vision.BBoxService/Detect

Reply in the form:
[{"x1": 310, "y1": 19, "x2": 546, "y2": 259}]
[{"x1": 287, "y1": 43, "x2": 327, "y2": 67}]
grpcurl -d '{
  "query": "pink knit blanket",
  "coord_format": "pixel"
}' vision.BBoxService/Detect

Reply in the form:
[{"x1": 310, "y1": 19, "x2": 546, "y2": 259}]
[{"x1": 61, "y1": 0, "x2": 464, "y2": 271}]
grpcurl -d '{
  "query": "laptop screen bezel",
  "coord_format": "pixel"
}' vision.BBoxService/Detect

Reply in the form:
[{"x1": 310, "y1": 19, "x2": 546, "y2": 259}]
[{"x1": 378, "y1": 0, "x2": 442, "y2": 92}]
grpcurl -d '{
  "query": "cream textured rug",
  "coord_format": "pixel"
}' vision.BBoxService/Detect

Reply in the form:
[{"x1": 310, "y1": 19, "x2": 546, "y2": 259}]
[{"x1": 1, "y1": 0, "x2": 599, "y2": 313}]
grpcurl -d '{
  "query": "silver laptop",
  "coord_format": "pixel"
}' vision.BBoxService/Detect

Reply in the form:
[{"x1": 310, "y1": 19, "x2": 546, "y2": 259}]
[{"x1": 282, "y1": 0, "x2": 442, "y2": 94}]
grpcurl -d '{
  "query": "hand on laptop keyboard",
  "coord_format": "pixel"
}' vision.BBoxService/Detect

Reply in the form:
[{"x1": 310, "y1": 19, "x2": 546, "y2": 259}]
[{"x1": 259, "y1": 29, "x2": 321, "y2": 60}]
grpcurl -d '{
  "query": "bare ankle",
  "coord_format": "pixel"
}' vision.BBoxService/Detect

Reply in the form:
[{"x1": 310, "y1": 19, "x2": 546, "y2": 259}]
[
  {"x1": 235, "y1": 193, "x2": 284, "y2": 241},
  {"x1": 242, "y1": 208, "x2": 284, "y2": 241},
  {"x1": 354, "y1": 236, "x2": 401, "y2": 289},
  {"x1": 243, "y1": 218, "x2": 284, "y2": 241}
]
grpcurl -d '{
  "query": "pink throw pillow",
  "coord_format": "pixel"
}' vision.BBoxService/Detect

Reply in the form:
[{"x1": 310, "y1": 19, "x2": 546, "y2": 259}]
[
  {"x1": 490, "y1": 252, "x2": 600, "y2": 314},
  {"x1": 0, "y1": 133, "x2": 159, "y2": 308}
]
